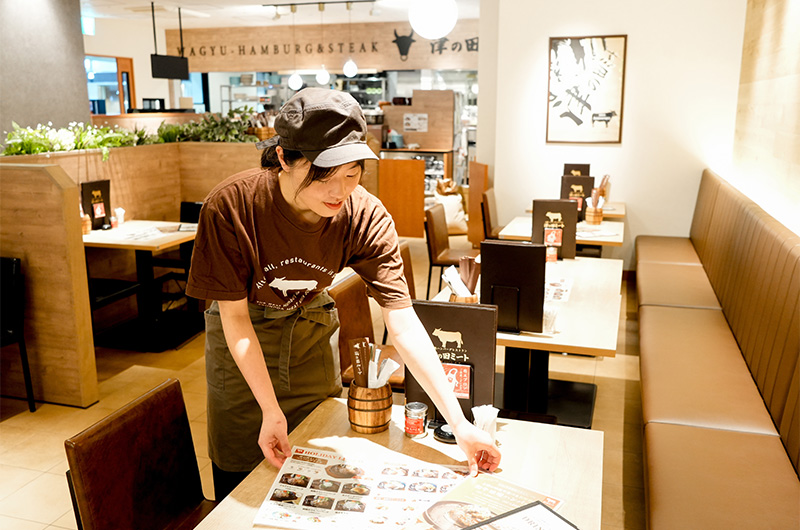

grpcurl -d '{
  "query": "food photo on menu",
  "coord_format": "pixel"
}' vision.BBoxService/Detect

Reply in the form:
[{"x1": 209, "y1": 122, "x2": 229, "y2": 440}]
[{"x1": 253, "y1": 447, "x2": 470, "y2": 530}]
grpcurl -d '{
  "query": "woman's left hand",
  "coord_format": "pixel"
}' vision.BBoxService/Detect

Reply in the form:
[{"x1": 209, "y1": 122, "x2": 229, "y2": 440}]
[{"x1": 451, "y1": 422, "x2": 502, "y2": 476}]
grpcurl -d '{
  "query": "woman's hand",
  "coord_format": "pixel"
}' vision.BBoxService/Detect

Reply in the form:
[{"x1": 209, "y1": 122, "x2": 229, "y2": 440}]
[
  {"x1": 451, "y1": 421, "x2": 502, "y2": 476},
  {"x1": 258, "y1": 407, "x2": 292, "y2": 469}
]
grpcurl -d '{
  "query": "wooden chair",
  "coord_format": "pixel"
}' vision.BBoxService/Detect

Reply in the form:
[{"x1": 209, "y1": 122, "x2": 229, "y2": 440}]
[
  {"x1": 64, "y1": 378, "x2": 218, "y2": 530},
  {"x1": 153, "y1": 201, "x2": 204, "y2": 310},
  {"x1": 424, "y1": 203, "x2": 480, "y2": 299},
  {"x1": 0, "y1": 257, "x2": 36, "y2": 412},
  {"x1": 328, "y1": 272, "x2": 405, "y2": 391},
  {"x1": 481, "y1": 188, "x2": 505, "y2": 239}
]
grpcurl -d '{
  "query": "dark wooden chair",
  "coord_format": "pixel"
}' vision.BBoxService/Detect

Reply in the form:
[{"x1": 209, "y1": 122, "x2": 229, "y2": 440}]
[
  {"x1": 153, "y1": 201, "x2": 204, "y2": 310},
  {"x1": 0, "y1": 257, "x2": 36, "y2": 412},
  {"x1": 64, "y1": 378, "x2": 218, "y2": 530},
  {"x1": 481, "y1": 188, "x2": 505, "y2": 240},
  {"x1": 424, "y1": 203, "x2": 480, "y2": 299},
  {"x1": 328, "y1": 272, "x2": 405, "y2": 391}
]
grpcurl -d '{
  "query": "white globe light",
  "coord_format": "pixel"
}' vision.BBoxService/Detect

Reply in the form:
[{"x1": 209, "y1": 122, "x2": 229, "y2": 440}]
[
  {"x1": 288, "y1": 73, "x2": 303, "y2": 90},
  {"x1": 408, "y1": 0, "x2": 458, "y2": 40},
  {"x1": 316, "y1": 67, "x2": 331, "y2": 85},
  {"x1": 343, "y1": 59, "x2": 358, "y2": 78}
]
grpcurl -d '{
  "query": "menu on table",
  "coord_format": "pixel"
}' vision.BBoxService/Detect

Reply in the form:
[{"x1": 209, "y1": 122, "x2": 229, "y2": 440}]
[
  {"x1": 403, "y1": 473, "x2": 567, "y2": 530},
  {"x1": 254, "y1": 446, "x2": 469, "y2": 529}
]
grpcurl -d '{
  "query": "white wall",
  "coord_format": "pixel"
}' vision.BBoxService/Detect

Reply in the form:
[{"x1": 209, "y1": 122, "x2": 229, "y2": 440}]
[
  {"x1": 83, "y1": 18, "x2": 174, "y2": 109},
  {"x1": 479, "y1": 0, "x2": 748, "y2": 268}
]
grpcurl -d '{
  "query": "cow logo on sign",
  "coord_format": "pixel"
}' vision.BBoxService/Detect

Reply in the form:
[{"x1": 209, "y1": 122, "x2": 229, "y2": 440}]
[{"x1": 392, "y1": 29, "x2": 416, "y2": 61}]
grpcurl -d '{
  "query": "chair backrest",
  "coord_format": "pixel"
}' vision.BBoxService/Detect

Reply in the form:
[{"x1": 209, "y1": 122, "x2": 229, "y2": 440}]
[
  {"x1": 180, "y1": 201, "x2": 204, "y2": 223},
  {"x1": 1, "y1": 257, "x2": 24, "y2": 342},
  {"x1": 424, "y1": 203, "x2": 451, "y2": 264},
  {"x1": 328, "y1": 273, "x2": 375, "y2": 374},
  {"x1": 482, "y1": 188, "x2": 500, "y2": 238},
  {"x1": 398, "y1": 239, "x2": 416, "y2": 300},
  {"x1": 65, "y1": 378, "x2": 213, "y2": 530}
]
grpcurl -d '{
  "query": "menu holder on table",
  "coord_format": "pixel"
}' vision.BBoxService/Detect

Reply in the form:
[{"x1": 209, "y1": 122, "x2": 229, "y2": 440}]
[
  {"x1": 480, "y1": 240, "x2": 546, "y2": 333},
  {"x1": 81, "y1": 179, "x2": 111, "y2": 230},
  {"x1": 404, "y1": 301, "x2": 498, "y2": 425},
  {"x1": 532, "y1": 199, "x2": 578, "y2": 260},
  {"x1": 560, "y1": 175, "x2": 595, "y2": 222},
  {"x1": 563, "y1": 163, "x2": 590, "y2": 177}
]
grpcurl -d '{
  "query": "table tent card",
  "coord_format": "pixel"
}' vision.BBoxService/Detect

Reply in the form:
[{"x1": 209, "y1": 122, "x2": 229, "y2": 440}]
[
  {"x1": 532, "y1": 199, "x2": 578, "y2": 260},
  {"x1": 81, "y1": 179, "x2": 111, "y2": 230},
  {"x1": 563, "y1": 163, "x2": 590, "y2": 177},
  {"x1": 404, "y1": 300, "x2": 498, "y2": 425},
  {"x1": 559, "y1": 175, "x2": 595, "y2": 222},
  {"x1": 480, "y1": 240, "x2": 546, "y2": 333}
]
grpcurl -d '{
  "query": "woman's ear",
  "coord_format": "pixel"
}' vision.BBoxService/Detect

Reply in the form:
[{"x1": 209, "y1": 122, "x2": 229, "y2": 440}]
[{"x1": 276, "y1": 145, "x2": 291, "y2": 172}]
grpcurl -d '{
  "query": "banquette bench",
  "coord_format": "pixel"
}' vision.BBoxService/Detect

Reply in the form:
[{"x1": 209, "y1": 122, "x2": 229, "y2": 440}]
[{"x1": 635, "y1": 169, "x2": 799, "y2": 528}]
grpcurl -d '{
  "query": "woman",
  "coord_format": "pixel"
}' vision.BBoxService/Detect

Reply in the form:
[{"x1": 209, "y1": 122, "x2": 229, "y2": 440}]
[{"x1": 186, "y1": 88, "x2": 500, "y2": 499}]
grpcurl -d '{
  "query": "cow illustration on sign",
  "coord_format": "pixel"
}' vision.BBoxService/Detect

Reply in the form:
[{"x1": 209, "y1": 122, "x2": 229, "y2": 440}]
[
  {"x1": 432, "y1": 328, "x2": 463, "y2": 348},
  {"x1": 392, "y1": 29, "x2": 416, "y2": 61}
]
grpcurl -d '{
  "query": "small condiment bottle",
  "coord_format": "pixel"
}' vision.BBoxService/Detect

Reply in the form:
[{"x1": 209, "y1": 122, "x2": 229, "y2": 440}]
[{"x1": 405, "y1": 402, "x2": 428, "y2": 438}]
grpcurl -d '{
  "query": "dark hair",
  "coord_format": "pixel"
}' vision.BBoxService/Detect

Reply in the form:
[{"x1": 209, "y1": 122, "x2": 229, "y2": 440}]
[{"x1": 261, "y1": 140, "x2": 365, "y2": 195}]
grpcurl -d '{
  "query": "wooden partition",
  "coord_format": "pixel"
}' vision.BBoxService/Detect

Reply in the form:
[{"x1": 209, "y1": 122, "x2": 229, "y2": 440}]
[
  {"x1": 91, "y1": 113, "x2": 202, "y2": 135},
  {"x1": 378, "y1": 159, "x2": 425, "y2": 237},
  {"x1": 179, "y1": 142, "x2": 261, "y2": 202},
  {"x1": 468, "y1": 161, "x2": 489, "y2": 247},
  {"x1": 0, "y1": 164, "x2": 98, "y2": 407}
]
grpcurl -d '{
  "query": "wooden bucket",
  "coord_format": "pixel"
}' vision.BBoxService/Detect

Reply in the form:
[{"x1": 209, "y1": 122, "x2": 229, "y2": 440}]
[
  {"x1": 585, "y1": 207, "x2": 603, "y2": 225},
  {"x1": 347, "y1": 383, "x2": 393, "y2": 434}
]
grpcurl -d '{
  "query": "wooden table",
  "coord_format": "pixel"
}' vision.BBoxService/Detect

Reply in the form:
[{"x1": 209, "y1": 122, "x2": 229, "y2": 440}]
[
  {"x1": 527, "y1": 201, "x2": 626, "y2": 219},
  {"x1": 83, "y1": 220, "x2": 203, "y2": 352},
  {"x1": 500, "y1": 216, "x2": 625, "y2": 247},
  {"x1": 435, "y1": 257, "x2": 623, "y2": 428},
  {"x1": 195, "y1": 398, "x2": 604, "y2": 530}
]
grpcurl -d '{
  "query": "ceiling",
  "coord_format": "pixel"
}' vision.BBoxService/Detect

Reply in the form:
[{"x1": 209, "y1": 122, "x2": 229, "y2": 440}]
[{"x1": 79, "y1": 0, "x2": 480, "y2": 30}]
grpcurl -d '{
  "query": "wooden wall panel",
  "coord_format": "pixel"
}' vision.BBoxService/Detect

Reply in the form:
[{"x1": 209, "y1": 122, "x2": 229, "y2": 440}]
[
  {"x1": 0, "y1": 164, "x2": 97, "y2": 407},
  {"x1": 378, "y1": 159, "x2": 425, "y2": 238},
  {"x1": 382, "y1": 90, "x2": 455, "y2": 150},
  {"x1": 179, "y1": 142, "x2": 262, "y2": 202},
  {"x1": 468, "y1": 161, "x2": 489, "y2": 247}
]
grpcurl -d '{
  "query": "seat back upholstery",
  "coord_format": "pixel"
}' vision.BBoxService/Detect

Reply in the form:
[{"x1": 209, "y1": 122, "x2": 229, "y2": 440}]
[
  {"x1": 424, "y1": 203, "x2": 451, "y2": 266},
  {"x1": 328, "y1": 273, "x2": 375, "y2": 375},
  {"x1": 686, "y1": 170, "x2": 800, "y2": 474},
  {"x1": 482, "y1": 188, "x2": 500, "y2": 239},
  {"x1": 65, "y1": 378, "x2": 213, "y2": 530}
]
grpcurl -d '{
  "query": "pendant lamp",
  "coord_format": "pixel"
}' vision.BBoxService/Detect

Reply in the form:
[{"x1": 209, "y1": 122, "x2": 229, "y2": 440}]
[
  {"x1": 408, "y1": 0, "x2": 459, "y2": 40},
  {"x1": 287, "y1": 5, "x2": 303, "y2": 90},
  {"x1": 316, "y1": 3, "x2": 330, "y2": 85},
  {"x1": 343, "y1": 2, "x2": 358, "y2": 78}
]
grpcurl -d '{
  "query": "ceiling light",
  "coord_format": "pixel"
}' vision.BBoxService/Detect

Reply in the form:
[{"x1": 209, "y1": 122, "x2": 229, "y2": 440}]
[
  {"x1": 316, "y1": 67, "x2": 331, "y2": 85},
  {"x1": 288, "y1": 73, "x2": 304, "y2": 90},
  {"x1": 343, "y1": 59, "x2": 358, "y2": 78},
  {"x1": 408, "y1": 0, "x2": 458, "y2": 40}
]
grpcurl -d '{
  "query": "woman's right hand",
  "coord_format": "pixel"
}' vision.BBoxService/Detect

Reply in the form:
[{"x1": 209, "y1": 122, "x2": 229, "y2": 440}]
[{"x1": 259, "y1": 408, "x2": 292, "y2": 469}]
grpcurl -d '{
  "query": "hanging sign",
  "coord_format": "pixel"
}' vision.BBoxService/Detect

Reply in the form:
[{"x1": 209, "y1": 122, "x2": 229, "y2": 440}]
[{"x1": 165, "y1": 19, "x2": 478, "y2": 73}]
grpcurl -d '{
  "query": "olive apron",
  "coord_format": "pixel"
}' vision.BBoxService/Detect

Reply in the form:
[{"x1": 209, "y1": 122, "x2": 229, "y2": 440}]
[{"x1": 204, "y1": 291, "x2": 342, "y2": 472}]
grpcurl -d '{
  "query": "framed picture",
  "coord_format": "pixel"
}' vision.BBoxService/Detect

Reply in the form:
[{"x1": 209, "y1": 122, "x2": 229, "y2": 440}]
[{"x1": 546, "y1": 34, "x2": 627, "y2": 143}]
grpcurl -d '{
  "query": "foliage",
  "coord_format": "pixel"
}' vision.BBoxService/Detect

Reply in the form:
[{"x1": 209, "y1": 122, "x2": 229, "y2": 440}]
[{"x1": 1, "y1": 108, "x2": 259, "y2": 160}]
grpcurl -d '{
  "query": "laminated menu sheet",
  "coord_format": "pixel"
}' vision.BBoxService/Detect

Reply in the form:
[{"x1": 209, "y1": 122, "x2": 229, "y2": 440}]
[
  {"x1": 254, "y1": 446, "x2": 469, "y2": 529},
  {"x1": 403, "y1": 473, "x2": 568, "y2": 530}
]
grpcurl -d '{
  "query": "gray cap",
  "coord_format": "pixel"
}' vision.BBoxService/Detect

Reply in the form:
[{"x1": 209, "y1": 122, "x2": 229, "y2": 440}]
[{"x1": 269, "y1": 87, "x2": 378, "y2": 168}]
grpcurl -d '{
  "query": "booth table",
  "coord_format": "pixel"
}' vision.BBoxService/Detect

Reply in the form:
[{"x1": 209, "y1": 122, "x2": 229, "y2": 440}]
[
  {"x1": 500, "y1": 215, "x2": 625, "y2": 247},
  {"x1": 436, "y1": 257, "x2": 623, "y2": 428},
  {"x1": 83, "y1": 220, "x2": 203, "y2": 352},
  {"x1": 194, "y1": 398, "x2": 604, "y2": 530}
]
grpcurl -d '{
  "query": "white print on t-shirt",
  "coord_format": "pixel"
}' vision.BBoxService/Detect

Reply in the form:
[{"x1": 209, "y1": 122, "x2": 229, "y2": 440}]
[
  {"x1": 268, "y1": 277, "x2": 318, "y2": 297},
  {"x1": 261, "y1": 256, "x2": 336, "y2": 278}
]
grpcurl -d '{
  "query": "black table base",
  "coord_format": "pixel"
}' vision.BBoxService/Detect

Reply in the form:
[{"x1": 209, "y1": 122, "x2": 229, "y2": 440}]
[
  {"x1": 502, "y1": 346, "x2": 597, "y2": 429},
  {"x1": 94, "y1": 310, "x2": 204, "y2": 353}
]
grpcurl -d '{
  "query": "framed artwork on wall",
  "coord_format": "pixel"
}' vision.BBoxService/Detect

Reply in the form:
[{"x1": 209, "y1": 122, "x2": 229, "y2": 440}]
[{"x1": 546, "y1": 34, "x2": 627, "y2": 144}]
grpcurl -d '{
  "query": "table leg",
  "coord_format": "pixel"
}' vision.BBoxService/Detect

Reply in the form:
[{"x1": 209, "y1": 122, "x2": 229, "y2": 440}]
[
  {"x1": 134, "y1": 250, "x2": 156, "y2": 320},
  {"x1": 503, "y1": 347, "x2": 597, "y2": 429}
]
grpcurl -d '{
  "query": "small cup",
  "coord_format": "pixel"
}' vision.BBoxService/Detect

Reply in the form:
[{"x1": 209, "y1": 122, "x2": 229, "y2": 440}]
[{"x1": 543, "y1": 304, "x2": 559, "y2": 334}]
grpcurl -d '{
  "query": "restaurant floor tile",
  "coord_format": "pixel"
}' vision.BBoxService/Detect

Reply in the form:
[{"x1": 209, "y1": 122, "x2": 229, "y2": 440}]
[{"x1": 0, "y1": 235, "x2": 645, "y2": 529}]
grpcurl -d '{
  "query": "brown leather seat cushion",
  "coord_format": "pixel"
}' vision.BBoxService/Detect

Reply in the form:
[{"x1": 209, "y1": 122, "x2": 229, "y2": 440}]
[
  {"x1": 645, "y1": 423, "x2": 800, "y2": 529},
  {"x1": 640, "y1": 305, "x2": 777, "y2": 435},
  {"x1": 635, "y1": 235, "x2": 702, "y2": 265},
  {"x1": 637, "y1": 262, "x2": 721, "y2": 309}
]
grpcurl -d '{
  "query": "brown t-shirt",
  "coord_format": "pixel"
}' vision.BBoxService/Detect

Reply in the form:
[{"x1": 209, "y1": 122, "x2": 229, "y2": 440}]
[{"x1": 186, "y1": 167, "x2": 411, "y2": 311}]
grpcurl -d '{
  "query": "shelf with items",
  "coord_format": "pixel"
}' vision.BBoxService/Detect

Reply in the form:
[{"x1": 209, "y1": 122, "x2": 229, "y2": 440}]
[
  {"x1": 220, "y1": 84, "x2": 283, "y2": 113},
  {"x1": 339, "y1": 77, "x2": 386, "y2": 109}
]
